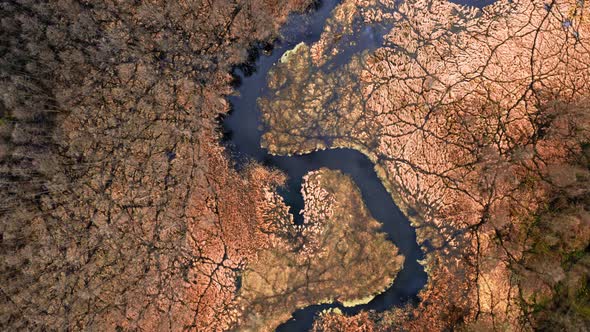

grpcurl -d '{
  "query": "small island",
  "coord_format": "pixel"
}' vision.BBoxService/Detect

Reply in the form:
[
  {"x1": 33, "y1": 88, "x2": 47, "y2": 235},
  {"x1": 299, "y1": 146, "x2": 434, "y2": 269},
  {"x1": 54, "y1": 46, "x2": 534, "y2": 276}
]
[{"x1": 238, "y1": 168, "x2": 404, "y2": 331}]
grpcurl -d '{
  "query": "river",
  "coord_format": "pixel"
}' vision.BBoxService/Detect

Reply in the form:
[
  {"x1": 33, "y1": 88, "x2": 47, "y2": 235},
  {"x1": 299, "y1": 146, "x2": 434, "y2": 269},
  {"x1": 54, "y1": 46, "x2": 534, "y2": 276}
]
[{"x1": 222, "y1": 0, "x2": 488, "y2": 330}]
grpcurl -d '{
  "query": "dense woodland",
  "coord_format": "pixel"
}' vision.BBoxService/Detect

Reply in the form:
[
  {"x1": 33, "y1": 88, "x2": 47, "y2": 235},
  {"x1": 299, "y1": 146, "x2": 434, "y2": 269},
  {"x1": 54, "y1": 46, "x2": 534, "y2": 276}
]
[
  {"x1": 1, "y1": 0, "x2": 589, "y2": 331},
  {"x1": 0, "y1": 0, "x2": 312, "y2": 330}
]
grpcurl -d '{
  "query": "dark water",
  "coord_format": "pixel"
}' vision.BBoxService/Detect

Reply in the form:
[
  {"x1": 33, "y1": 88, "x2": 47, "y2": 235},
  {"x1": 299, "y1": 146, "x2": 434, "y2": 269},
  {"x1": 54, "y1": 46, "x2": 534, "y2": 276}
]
[
  {"x1": 222, "y1": 0, "x2": 494, "y2": 330},
  {"x1": 451, "y1": 0, "x2": 498, "y2": 7}
]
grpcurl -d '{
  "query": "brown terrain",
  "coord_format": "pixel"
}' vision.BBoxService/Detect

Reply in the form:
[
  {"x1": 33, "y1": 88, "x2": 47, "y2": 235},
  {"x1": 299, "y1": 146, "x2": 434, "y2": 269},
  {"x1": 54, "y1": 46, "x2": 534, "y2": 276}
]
[
  {"x1": 1, "y1": 0, "x2": 589, "y2": 331},
  {"x1": 1, "y1": 0, "x2": 314, "y2": 330},
  {"x1": 261, "y1": 0, "x2": 590, "y2": 330},
  {"x1": 238, "y1": 168, "x2": 403, "y2": 331}
]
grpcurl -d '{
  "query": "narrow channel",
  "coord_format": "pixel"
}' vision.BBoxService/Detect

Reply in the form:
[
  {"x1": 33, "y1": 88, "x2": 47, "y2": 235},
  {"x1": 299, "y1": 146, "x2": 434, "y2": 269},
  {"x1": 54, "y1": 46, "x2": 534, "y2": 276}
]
[{"x1": 222, "y1": 0, "x2": 428, "y2": 330}]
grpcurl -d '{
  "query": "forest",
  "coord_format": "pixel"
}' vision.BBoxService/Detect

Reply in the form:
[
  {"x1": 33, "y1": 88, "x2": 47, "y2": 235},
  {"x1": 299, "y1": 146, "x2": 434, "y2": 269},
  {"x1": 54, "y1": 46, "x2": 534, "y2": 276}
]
[{"x1": 1, "y1": 0, "x2": 589, "y2": 331}]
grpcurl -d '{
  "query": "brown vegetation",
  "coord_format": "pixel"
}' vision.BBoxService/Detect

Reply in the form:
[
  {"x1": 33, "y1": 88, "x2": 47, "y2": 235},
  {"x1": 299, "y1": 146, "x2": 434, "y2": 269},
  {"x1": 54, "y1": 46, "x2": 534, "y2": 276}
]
[
  {"x1": 238, "y1": 168, "x2": 404, "y2": 331},
  {"x1": 0, "y1": 0, "x2": 313, "y2": 330},
  {"x1": 260, "y1": 0, "x2": 590, "y2": 330},
  {"x1": 2, "y1": 0, "x2": 589, "y2": 330},
  {"x1": 313, "y1": 309, "x2": 376, "y2": 332}
]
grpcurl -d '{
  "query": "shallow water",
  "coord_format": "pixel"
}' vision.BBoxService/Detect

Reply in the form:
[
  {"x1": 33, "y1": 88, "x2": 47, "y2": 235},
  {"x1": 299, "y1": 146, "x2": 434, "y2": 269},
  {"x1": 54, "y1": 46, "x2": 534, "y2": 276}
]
[{"x1": 221, "y1": 0, "x2": 490, "y2": 330}]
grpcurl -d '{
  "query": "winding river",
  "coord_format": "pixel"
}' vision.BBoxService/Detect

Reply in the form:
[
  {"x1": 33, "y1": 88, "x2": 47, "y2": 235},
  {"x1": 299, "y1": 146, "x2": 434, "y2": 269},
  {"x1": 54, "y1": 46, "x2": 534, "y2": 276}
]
[{"x1": 222, "y1": 0, "x2": 495, "y2": 330}]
